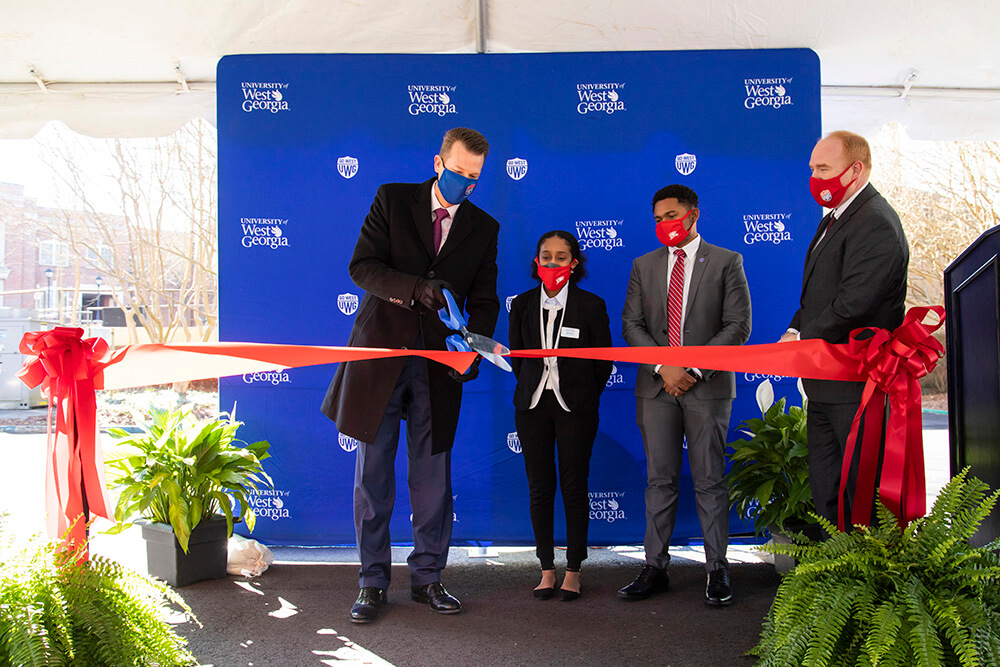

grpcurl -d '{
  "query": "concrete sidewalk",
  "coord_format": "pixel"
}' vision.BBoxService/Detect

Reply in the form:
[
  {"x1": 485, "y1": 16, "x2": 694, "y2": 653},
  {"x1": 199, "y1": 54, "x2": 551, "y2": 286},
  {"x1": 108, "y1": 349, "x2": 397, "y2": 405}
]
[{"x1": 0, "y1": 413, "x2": 954, "y2": 548}]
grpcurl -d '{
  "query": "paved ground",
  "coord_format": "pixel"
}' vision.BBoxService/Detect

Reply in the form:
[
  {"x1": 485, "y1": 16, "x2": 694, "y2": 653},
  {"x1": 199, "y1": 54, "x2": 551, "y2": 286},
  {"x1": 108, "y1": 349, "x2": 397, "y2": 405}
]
[{"x1": 0, "y1": 411, "x2": 954, "y2": 666}]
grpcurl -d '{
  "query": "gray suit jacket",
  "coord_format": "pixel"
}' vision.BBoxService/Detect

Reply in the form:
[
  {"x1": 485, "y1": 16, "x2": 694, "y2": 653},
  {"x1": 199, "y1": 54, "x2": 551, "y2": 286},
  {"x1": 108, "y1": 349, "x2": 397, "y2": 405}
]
[{"x1": 622, "y1": 239, "x2": 752, "y2": 400}]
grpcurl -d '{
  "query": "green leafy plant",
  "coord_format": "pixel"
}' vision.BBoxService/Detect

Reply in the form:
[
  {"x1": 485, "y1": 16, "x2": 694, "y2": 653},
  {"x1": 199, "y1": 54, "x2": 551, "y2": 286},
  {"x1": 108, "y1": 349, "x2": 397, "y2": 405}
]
[
  {"x1": 0, "y1": 519, "x2": 199, "y2": 666},
  {"x1": 105, "y1": 405, "x2": 272, "y2": 553},
  {"x1": 726, "y1": 379, "x2": 815, "y2": 535},
  {"x1": 752, "y1": 468, "x2": 1000, "y2": 666}
]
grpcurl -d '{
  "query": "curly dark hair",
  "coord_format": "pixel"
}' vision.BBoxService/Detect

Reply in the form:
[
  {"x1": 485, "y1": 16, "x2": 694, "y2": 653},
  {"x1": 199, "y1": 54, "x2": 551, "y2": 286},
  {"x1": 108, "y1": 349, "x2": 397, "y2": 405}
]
[{"x1": 651, "y1": 184, "x2": 698, "y2": 210}]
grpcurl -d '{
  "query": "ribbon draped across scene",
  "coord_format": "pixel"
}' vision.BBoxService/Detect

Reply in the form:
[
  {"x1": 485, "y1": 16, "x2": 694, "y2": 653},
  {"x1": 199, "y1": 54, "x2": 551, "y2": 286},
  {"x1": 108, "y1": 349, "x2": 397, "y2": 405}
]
[{"x1": 19, "y1": 307, "x2": 943, "y2": 556}]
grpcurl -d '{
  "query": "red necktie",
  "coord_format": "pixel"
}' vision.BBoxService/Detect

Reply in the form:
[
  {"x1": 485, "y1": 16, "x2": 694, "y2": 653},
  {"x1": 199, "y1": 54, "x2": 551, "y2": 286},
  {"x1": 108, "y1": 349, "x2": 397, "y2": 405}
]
[
  {"x1": 667, "y1": 248, "x2": 686, "y2": 347},
  {"x1": 433, "y1": 208, "x2": 449, "y2": 253}
]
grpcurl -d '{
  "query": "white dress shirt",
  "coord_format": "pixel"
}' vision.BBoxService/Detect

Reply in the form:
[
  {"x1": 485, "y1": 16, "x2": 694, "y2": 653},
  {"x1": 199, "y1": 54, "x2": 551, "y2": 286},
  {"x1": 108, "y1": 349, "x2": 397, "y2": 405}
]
[{"x1": 529, "y1": 283, "x2": 571, "y2": 411}]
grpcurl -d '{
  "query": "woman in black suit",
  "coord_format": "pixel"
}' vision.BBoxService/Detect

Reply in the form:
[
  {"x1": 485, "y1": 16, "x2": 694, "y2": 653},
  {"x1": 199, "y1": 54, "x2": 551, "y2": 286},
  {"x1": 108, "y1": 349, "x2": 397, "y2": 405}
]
[{"x1": 509, "y1": 230, "x2": 613, "y2": 601}]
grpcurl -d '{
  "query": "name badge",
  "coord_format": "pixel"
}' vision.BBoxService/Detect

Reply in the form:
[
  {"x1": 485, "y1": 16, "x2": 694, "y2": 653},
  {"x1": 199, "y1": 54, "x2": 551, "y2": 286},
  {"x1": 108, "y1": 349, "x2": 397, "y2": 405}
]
[{"x1": 560, "y1": 326, "x2": 580, "y2": 339}]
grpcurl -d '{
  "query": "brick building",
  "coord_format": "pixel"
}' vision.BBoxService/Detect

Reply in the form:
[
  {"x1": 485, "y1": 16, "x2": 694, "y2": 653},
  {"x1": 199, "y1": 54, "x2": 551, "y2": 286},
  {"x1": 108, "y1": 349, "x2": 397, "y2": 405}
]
[{"x1": 1, "y1": 182, "x2": 111, "y2": 322}]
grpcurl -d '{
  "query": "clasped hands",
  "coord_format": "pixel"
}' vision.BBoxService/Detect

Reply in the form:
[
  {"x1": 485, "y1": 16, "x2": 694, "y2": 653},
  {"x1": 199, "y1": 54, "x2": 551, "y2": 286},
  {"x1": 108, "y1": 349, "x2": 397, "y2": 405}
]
[{"x1": 659, "y1": 365, "x2": 697, "y2": 397}]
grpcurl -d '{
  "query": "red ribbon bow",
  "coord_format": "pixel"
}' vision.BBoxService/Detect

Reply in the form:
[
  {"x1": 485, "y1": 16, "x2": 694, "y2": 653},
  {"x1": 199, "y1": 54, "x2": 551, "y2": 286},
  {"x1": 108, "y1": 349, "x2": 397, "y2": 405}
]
[
  {"x1": 838, "y1": 306, "x2": 945, "y2": 530},
  {"x1": 17, "y1": 327, "x2": 114, "y2": 557}
]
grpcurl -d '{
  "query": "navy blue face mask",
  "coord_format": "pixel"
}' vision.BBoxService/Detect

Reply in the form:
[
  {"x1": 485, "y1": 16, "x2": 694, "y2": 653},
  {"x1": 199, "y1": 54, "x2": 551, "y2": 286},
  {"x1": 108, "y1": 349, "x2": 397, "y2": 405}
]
[{"x1": 437, "y1": 162, "x2": 478, "y2": 205}]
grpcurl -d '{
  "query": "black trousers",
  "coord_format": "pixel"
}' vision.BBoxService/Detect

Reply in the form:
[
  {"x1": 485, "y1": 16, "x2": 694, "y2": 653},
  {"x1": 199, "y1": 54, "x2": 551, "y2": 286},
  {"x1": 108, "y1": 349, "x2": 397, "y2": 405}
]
[
  {"x1": 807, "y1": 399, "x2": 881, "y2": 536},
  {"x1": 514, "y1": 390, "x2": 598, "y2": 570}
]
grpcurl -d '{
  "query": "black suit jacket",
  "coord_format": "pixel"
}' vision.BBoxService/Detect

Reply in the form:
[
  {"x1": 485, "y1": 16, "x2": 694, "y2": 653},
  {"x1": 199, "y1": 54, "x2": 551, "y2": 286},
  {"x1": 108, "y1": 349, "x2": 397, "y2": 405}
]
[
  {"x1": 789, "y1": 182, "x2": 909, "y2": 403},
  {"x1": 321, "y1": 177, "x2": 500, "y2": 451},
  {"x1": 509, "y1": 284, "x2": 613, "y2": 412}
]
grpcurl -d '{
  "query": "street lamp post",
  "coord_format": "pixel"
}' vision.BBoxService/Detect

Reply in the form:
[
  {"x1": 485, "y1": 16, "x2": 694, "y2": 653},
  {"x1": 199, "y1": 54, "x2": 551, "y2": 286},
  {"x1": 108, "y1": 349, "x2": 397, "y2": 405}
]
[
  {"x1": 44, "y1": 268, "x2": 53, "y2": 311},
  {"x1": 95, "y1": 276, "x2": 103, "y2": 322}
]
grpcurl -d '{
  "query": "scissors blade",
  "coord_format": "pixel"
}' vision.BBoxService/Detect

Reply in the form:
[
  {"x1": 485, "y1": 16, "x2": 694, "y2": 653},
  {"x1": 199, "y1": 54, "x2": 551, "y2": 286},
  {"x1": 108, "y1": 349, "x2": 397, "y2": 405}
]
[{"x1": 463, "y1": 330, "x2": 513, "y2": 372}]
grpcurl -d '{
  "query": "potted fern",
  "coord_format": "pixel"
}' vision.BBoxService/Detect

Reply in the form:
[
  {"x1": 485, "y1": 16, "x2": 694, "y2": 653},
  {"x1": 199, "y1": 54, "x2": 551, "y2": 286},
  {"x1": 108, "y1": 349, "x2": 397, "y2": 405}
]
[
  {"x1": 726, "y1": 379, "x2": 815, "y2": 547},
  {"x1": 104, "y1": 405, "x2": 272, "y2": 587},
  {"x1": 752, "y1": 468, "x2": 1000, "y2": 666},
  {"x1": 0, "y1": 517, "x2": 199, "y2": 665}
]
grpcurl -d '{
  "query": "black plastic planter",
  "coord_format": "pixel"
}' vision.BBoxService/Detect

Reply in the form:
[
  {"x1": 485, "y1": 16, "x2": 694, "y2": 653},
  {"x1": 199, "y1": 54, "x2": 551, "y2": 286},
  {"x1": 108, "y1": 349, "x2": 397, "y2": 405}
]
[{"x1": 139, "y1": 517, "x2": 228, "y2": 587}]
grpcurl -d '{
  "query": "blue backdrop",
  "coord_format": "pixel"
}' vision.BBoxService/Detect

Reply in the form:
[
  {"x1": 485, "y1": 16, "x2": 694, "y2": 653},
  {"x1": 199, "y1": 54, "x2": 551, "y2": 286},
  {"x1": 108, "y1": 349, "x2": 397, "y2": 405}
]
[{"x1": 217, "y1": 50, "x2": 821, "y2": 546}]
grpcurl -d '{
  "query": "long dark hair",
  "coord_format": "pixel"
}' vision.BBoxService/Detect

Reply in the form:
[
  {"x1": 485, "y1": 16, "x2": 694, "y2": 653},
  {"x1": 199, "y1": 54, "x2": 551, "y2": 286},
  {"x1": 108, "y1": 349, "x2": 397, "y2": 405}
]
[{"x1": 529, "y1": 230, "x2": 587, "y2": 284}]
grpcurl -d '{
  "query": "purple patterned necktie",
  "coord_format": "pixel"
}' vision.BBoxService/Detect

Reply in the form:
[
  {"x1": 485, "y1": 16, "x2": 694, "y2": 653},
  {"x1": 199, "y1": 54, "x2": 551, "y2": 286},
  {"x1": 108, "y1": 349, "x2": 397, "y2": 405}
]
[{"x1": 433, "y1": 208, "x2": 450, "y2": 253}]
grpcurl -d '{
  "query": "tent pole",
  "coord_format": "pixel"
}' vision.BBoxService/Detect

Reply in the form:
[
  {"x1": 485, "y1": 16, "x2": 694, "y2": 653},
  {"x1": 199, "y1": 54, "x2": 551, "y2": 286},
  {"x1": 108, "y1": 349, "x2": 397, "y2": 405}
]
[{"x1": 475, "y1": 0, "x2": 486, "y2": 53}]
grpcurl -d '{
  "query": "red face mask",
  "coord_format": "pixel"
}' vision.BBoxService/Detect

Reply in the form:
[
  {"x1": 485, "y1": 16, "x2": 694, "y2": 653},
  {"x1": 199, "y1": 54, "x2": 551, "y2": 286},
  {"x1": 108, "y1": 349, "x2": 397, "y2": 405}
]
[
  {"x1": 535, "y1": 259, "x2": 573, "y2": 292},
  {"x1": 809, "y1": 162, "x2": 859, "y2": 208},
  {"x1": 655, "y1": 210, "x2": 693, "y2": 247}
]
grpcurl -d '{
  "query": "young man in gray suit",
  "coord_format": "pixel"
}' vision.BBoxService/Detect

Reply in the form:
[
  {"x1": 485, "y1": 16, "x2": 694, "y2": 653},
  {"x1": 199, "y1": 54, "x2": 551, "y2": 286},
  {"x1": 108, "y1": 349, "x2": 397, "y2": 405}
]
[
  {"x1": 619, "y1": 184, "x2": 751, "y2": 606},
  {"x1": 779, "y1": 131, "x2": 909, "y2": 532}
]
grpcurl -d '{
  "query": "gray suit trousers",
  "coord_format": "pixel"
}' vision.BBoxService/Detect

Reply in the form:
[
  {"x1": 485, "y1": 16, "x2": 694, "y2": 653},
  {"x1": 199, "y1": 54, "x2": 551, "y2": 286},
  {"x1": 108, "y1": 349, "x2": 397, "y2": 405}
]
[{"x1": 637, "y1": 390, "x2": 731, "y2": 573}]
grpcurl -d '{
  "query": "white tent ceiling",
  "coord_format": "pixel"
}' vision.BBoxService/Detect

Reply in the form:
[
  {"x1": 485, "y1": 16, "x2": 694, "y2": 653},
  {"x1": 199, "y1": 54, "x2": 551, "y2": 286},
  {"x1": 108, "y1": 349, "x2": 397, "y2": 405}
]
[{"x1": 2, "y1": 0, "x2": 999, "y2": 140}]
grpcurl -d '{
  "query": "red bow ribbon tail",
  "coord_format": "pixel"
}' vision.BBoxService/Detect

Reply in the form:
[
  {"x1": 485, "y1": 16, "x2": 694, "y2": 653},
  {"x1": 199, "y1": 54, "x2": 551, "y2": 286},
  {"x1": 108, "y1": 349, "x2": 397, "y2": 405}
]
[
  {"x1": 17, "y1": 328, "x2": 114, "y2": 560},
  {"x1": 837, "y1": 307, "x2": 944, "y2": 531}
]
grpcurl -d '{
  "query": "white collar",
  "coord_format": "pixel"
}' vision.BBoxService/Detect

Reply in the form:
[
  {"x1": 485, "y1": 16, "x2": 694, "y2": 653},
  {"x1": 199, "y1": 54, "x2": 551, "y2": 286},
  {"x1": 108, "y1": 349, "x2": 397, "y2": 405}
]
[
  {"x1": 832, "y1": 178, "x2": 869, "y2": 219},
  {"x1": 540, "y1": 282, "x2": 569, "y2": 309},
  {"x1": 672, "y1": 233, "x2": 702, "y2": 258},
  {"x1": 431, "y1": 184, "x2": 461, "y2": 218}
]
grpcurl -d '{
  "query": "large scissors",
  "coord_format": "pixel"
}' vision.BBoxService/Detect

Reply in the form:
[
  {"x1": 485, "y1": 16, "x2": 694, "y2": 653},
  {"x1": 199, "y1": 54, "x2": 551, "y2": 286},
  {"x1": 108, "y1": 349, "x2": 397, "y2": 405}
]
[{"x1": 438, "y1": 289, "x2": 512, "y2": 372}]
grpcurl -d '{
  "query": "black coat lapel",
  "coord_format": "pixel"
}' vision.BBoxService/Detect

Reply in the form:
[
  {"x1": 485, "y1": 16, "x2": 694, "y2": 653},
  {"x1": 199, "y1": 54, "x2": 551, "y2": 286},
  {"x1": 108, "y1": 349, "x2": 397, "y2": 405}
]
[
  {"x1": 561, "y1": 284, "x2": 581, "y2": 346},
  {"x1": 412, "y1": 178, "x2": 436, "y2": 258},
  {"x1": 802, "y1": 212, "x2": 833, "y2": 283},
  {"x1": 524, "y1": 286, "x2": 543, "y2": 347},
  {"x1": 434, "y1": 200, "x2": 476, "y2": 264},
  {"x1": 802, "y1": 183, "x2": 879, "y2": 286}
]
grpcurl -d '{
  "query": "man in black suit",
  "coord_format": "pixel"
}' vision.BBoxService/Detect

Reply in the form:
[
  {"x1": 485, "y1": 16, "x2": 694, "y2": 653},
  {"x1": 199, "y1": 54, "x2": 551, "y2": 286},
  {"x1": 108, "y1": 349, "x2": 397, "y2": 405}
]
[
  {"x1": 779, "y1": 130, "x2": 909, "y2": 531},
  {"x1": 619, "y1": 184, "x2": 752, "y2": 607},
  {"x1": 321, "y1": 127, "x2": 500, "y2": 623}
]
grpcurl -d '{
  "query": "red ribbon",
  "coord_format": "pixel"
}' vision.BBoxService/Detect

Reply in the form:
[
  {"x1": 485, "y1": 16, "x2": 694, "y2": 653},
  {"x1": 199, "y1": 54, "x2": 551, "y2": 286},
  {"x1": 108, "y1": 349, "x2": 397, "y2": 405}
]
[
  {"x1": 17, "y1": 327, "x2": 114, "y2": 557},
  {"x1": 18, "y1": 307, "x2": 942, "y2": 551},
  {"x1": 838, "y1": 306, "x2": 944, "y2": 530}
]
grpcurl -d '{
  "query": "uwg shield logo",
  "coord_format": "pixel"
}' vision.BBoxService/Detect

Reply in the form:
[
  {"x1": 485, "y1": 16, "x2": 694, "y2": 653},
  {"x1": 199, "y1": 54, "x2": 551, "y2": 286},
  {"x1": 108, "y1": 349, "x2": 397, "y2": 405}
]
[
  {"x1": 337, "y1": 156, "x2": 358, "y2": 179},
  {"x1": 506, "y1": 296, "x2": 516, "y2": 313},
  {"x1": 507, "y1": 432, "x2": 522, "y2": 454},
  {"x1": 506, "y1": 158, "x2": 528, "y2": 181},
  {"x1": 337, "y1": 293, "x2": 359, "y2": 315},
  {"x1": 338, "y1": 433, "x2": 360, "y2": 452},
  {"x1": 675, "y1": 153, "x2": 697, "y2": 176}
]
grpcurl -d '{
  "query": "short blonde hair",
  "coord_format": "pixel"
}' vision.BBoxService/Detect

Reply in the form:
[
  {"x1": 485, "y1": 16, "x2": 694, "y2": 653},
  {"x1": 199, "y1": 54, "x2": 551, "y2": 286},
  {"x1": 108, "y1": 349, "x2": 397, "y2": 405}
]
[
  {"x1": 441, "y1": 127, "x2": 489, "y2": 157},
  {"x1": 826, "y1": 130, "x2": 871, "y2": 170}
]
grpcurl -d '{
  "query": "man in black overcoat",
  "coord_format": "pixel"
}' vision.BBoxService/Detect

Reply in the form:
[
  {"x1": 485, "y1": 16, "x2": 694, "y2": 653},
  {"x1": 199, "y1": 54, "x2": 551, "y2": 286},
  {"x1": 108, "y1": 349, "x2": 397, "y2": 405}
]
[{"x1": 321, "y1": 127, "x2": 499, "y2": 623}]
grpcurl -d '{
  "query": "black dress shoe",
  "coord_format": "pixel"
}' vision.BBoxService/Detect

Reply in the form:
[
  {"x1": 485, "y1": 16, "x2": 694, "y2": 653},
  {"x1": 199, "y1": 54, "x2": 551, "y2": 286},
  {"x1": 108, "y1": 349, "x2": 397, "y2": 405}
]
[
  {"x1": 617, "y1": 564, "x2": 669, "y2": 600},
  {"x1": 706, "y1": 567, "x2": 733, "y2": 607},
  {"x1": 350, "y1": 587, "x2": 386, "y2": 624},
  {"x1": 557, "y1": 587, "x2": 580, "y2": 602},
  {"x1": 411, "y1": 581, "x2": 462, "y2": 614},
  {"x1": 533, "y1": 586, "x2": 556, "y2": 600}
]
